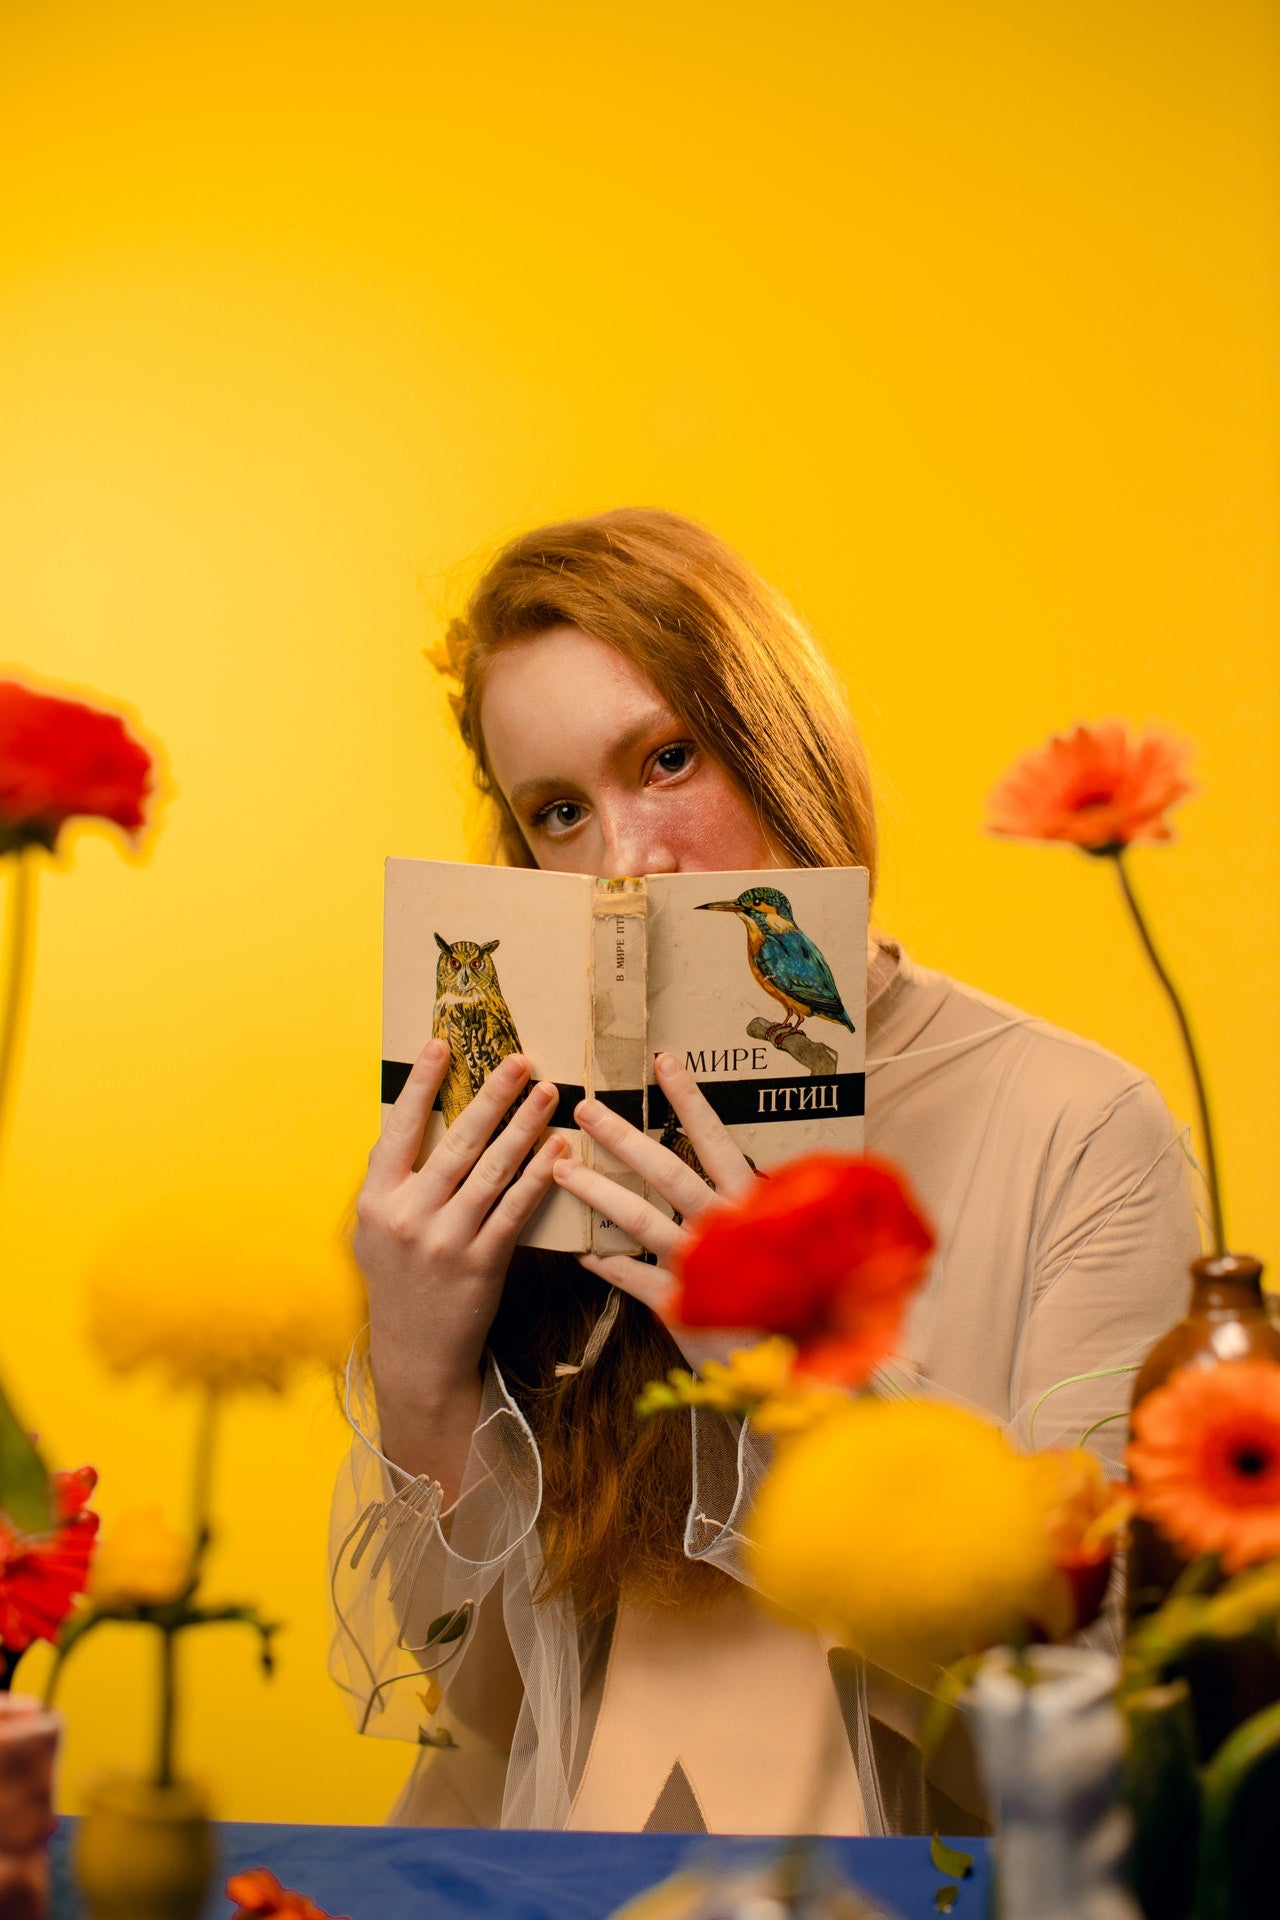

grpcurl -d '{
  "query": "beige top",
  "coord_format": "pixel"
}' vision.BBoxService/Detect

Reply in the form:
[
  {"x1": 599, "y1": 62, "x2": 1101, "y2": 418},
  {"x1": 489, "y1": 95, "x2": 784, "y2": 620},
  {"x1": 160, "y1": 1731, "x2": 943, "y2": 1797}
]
[{"x1": 329, "y1": 939, "x2": 1201, "y2": 1834}]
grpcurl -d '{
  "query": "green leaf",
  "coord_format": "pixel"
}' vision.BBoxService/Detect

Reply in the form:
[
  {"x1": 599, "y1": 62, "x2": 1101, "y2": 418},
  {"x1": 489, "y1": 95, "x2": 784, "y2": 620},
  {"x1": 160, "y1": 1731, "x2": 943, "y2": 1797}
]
[
  {"x1": 0, "y1": 1379, "x2": 51, "y2": 1534},
  {"x1": 1193, "y1": 1695, "x2": 1280, "y2": 1920},
  {"x1": 425, "y1": 1604, "x2": 471, "y2": 1646},
  {"x1": 1169, "y1": 1552, "x2": 1222, "y2": 1600},
  {"x1": 930, "y1": 1834, "x2": 975, "y2": 1881},
  {"x1": 933, "y1": 1887, "x2": 958, "y2": 1914},
  {"x1": 920, "y1": 1657, "x2": 981, "y2": 1771}
]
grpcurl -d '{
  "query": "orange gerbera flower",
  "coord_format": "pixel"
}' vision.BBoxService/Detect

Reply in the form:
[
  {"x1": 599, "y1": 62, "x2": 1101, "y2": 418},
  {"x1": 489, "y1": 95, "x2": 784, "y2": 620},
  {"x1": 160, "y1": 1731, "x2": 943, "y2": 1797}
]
[
  {"x1": 1127, "y1": 1360, "x2": 1280, "y2": 1574},
  {"x1": 987, "y1": 722, "x2": 1194, "y2": 853},
  {"x1": 225, "y1": 1869, "x2": 347, "y2": 1920}
]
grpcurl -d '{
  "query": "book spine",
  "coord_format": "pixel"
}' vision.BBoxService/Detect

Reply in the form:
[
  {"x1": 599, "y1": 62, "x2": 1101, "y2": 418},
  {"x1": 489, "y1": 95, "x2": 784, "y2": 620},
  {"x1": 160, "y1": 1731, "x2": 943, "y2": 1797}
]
[{"x1": 587, "y1": 879, "x2": 649, "y2": 1256}]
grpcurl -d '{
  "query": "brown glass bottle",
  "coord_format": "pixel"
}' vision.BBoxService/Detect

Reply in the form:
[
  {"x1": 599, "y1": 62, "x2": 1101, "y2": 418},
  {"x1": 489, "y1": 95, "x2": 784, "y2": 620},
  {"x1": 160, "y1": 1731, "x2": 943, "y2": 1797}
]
[
  {"x1": 1128, "y1": 1255, "x2": 1280, "y2": 1616},
  {"x1": 1126, "y1": 1254, "x2": 1280, "y2": 1759}
]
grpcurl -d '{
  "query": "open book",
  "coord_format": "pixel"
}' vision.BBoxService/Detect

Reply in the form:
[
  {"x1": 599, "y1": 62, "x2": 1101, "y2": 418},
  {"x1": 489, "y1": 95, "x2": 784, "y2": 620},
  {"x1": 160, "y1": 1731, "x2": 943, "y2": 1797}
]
[{"x1": 382, "y1": 859, "x2": 869, "y2": 1254}]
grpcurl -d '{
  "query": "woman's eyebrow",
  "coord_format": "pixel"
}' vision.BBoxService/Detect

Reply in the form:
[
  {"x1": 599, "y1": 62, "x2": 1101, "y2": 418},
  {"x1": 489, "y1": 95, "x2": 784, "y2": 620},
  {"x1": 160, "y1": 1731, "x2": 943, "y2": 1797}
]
[
  {"x1": 604, "y1": 707, "x2": 681, "y2": 766},
  {"x1": 508, "y1": 772, "x2": 573, "y2": 812}
]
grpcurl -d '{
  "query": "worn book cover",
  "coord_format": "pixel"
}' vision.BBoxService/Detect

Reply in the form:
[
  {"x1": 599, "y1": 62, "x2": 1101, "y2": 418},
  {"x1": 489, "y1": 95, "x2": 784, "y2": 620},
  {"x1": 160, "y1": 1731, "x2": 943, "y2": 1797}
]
[{"x1": 382, "y1": 858, "x2": 868, "y2": 1253}]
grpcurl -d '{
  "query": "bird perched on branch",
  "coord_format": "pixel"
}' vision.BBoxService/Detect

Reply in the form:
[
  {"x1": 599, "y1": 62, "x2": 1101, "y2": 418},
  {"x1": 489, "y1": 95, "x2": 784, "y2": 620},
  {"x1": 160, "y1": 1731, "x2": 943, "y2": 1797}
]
[
  {"x1": 431, "y1": 933, "x2": 526, "y2": 1127},
  {"x1": 697, "y1": 887, "x2": 856, "y2": 1042}
]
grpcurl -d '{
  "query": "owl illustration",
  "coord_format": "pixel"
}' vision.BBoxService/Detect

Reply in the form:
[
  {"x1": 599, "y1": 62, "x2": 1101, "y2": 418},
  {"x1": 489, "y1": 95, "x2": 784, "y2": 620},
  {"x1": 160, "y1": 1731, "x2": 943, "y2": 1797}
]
[{"x1": 431, "y1": 934, "x2": 526, "y2": 1128}]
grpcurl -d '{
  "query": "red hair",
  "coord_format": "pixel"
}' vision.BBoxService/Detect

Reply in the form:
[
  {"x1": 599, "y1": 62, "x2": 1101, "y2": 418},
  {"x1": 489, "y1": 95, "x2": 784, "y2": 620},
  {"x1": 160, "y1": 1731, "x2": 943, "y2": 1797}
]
[{"x1": 435, "y1": 507, "x2": 877, "y2": 1619}]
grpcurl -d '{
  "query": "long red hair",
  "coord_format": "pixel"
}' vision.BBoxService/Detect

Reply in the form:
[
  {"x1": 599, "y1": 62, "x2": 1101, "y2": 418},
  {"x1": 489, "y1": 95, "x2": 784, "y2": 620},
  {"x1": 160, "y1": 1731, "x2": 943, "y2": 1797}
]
[{"x1": 435, "y1": 507, "x2": 878, "y2": 1621}]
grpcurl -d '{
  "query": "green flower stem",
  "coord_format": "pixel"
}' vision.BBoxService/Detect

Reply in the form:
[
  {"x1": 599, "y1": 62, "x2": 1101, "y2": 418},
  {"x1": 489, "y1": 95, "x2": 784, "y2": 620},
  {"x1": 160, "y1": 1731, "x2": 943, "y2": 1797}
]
[
  {"x1": 0, "y1": 852, "x2": 36, "y2": 1174},
  {"x1": 1192, "y1": 1695, "x2": 1280, "y2": 1920},
  {"x1": 189, "y1": 1388, "x2": 219, "y2": 1581},
  {"x1": 1111, "y1": 851, "x2": 1225, "y2": 1256},
  {"x1": 157, "y1": 1624, "x2": 177, "y2": 1790}
]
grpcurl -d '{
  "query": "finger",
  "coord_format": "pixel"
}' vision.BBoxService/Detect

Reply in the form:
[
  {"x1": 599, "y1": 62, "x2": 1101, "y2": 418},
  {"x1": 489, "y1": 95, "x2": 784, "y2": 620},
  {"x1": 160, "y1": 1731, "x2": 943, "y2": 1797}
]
[
  {"x1": 572, "y1": 1098, "x2": 714, "y2": 1221},
  {"x1": 476, "y1": 1135, "x2": 567, "y2": 1260},
  {"x1": 450, "y1": 1079, "x2": 561, "y2": 1230},
  {"x1": 416, "y1": 1053, "x2": 534, "y2": 1203},
  {"x1": 577, "y1": 1251, "x2": 674, "y2": 1314},
  {"x1": 653, "y1": 1052, "x2": 758, "y2": 1197},
  {"x1": 551, "y1": 1156, "x2": 686, "y2": 1263},
  {"x1": 368, "y1": 1038, "x2": 451, "y2": 1188}
]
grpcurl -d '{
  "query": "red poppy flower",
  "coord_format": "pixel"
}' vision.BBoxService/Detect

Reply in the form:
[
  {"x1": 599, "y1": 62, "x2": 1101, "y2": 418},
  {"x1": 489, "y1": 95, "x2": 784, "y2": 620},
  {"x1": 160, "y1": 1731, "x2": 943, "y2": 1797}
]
[
  {"x1": 1127, "y1": 1360, "x2": 1280, "y2": 1574},
  {"x1": 226, "y1": 1869, "x2": 348, "y2": 1920},
  {"x1": 671, "y1": 1153, "x2": 935, "y2": 1386},
  {"x1": 0, "y1": 680, "x2": 153, "y2": 854},
  {"x1": 986, "y1": 722, "x2": 1193, "y2": 853},
  {"x1": 0, "y1": 1466, "x2": 99, "y2": 1653}
]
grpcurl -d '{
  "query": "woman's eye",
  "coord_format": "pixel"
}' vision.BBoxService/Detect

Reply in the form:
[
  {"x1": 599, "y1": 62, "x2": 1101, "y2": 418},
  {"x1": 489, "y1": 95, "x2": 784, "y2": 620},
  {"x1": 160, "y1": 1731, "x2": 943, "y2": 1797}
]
[
  {"x1": 536, "y1": 800, "x2": 586, "y2": 835},
  {"x1": 652, "y1": 742, "x2": 693, "y2": 778}
]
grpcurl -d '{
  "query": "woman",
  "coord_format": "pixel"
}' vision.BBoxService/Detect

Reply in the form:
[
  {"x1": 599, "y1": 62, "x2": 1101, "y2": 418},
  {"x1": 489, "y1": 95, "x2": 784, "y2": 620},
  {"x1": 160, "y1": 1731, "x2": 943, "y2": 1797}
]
[{"x1": 330, "y1": 507, "x2": 1199, "y2": 1835}]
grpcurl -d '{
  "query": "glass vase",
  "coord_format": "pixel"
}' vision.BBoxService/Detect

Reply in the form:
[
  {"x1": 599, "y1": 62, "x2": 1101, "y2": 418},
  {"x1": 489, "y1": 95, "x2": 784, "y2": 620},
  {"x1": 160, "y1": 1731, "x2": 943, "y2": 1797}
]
[
  {"x1": 0, "y1": 1694, "x2": 60, "y2": 1920},
  {"x1": 966, "y1": 1645, "x2": 1140, "y2": 1920},
  {"x1": 1128, "y1": 1254, "x2": 1280, "y2": 1624},
  {"x1": 1127, "y1": 1253, "x2": 1280, "y2": 1761},
  {"x1": 73, "y1": 1773, "x2": 214, "y2": 1920},
  {"x1": 606, "y1": 1839, "x2": 892, "y2": 1918}
]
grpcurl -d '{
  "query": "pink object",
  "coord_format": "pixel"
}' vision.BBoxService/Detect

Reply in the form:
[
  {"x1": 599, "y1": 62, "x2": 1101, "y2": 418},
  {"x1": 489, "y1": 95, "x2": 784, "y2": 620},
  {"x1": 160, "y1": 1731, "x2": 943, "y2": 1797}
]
[{"x1": 0, "y1": 1694, "x2": 60, "y2": 1920}]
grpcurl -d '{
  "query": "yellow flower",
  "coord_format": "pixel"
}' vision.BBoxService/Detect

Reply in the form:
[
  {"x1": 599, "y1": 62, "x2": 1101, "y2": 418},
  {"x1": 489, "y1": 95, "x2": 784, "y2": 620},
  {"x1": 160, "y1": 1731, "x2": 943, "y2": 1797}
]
[
  {"x1": 700, "y1": 1338, "x2": 798, "y2": 1406},
  {"x1": 635, "y1": 1337, "x2": 849, "y2": 1435},
  {"x1": 747, "y1": 1400, "x2": 1057, "y2": 1685},
  {"x1": 89, "y1": 1507, "x2": 191, "y2": 1608},
  {"x1": 86, "y1": 1196, "x2": 362, "y2": 1393}
]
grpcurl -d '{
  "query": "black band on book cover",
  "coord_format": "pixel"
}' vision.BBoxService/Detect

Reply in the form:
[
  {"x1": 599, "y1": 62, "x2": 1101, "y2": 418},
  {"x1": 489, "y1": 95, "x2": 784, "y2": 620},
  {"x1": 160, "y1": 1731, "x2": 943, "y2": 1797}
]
[
  {"x1": 381, "y1": 1062, "x2": 865, "y2": 1129},
  {"x1": 647, "y1": 1073, "x2": 865, "y2": 1127}
]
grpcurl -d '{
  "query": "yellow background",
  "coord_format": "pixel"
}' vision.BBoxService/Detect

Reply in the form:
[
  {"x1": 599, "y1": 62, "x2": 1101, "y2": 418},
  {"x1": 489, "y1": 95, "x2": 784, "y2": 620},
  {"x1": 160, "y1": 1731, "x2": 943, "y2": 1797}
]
[{"x1": 1, "y1": 0, "x2": 1276, "y2": 1823}]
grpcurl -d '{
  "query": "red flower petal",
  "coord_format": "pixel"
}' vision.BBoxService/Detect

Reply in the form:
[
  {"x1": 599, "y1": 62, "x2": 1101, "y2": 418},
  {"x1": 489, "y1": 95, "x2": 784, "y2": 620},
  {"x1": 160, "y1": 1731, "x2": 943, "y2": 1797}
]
[
  {"x1": 0, "y1": 1466, "x2": 99, "y2": 1654},
  {"x1": 225, "y1": 1868, "x2": 348, "y2": 1919},
  {"x1": 987, "y1": 722, "x2": 1194, "y2": 852},
  {"x1": 672, "y1": 1154, "x2": 935, "y2": 1387},
  {"x1": 0, "y1": 681, "x2": 153, "y2": 852}
]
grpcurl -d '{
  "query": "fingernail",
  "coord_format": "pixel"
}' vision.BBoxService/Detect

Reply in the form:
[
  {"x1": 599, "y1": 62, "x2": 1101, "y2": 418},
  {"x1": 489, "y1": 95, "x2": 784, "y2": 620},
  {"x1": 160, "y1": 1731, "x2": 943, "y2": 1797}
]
[
  {"x1": 575, "y1": 1097, "x2": 604, "y2": 1122},
  {"x1": 421, "y1": 1037, "x2": 446, "y2": 1063},
  {"x1": 534, "y1": 1080, "x2": 558, "y2": 1104},
  {"x1": 502, "y1": 1054, "x2": 529, "y2": 1079},
  {"x1": 544, "y1": 1135, "x2": 566, "y2": 1160},
  {"x1": 655, "y1": 1052, "x2": 677, "y2": 1073}
]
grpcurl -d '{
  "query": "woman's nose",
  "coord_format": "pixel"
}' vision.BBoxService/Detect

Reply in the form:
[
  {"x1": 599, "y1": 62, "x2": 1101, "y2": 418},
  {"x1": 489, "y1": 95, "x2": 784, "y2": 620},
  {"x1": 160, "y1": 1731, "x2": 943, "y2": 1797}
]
[{"x1": 599, "y1": 811, "x2": 677, "y2": 878}]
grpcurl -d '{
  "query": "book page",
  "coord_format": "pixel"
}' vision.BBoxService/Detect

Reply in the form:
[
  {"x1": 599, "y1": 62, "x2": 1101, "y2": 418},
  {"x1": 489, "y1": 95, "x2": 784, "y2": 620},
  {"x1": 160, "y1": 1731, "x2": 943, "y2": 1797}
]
[
  {"x1": 645, "y1": 867, "x2": 868, "y2": 1208},
  {"x1": 382, "y1": 858, "x2": 598, "y2": 1252}
]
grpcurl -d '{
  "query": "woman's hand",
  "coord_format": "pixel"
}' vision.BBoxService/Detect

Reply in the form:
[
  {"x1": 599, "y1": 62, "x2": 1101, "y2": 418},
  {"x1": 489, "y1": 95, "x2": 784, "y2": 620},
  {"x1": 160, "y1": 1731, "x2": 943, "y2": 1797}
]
[
  {"x1": 550, "y1": 1051, "x2": 758, "y2": 1317},
  {"x1": 355, "y1": 1038, "x2": 565, "y2": 1409}
]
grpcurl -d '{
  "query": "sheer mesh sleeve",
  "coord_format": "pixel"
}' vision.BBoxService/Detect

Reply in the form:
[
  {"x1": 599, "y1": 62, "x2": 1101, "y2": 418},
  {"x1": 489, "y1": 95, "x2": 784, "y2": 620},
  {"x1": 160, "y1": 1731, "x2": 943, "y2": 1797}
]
[
  {"x1": 327, "y1": 1341, "x2": 591, "y2": 1829},
  {"x1": 683, "y1": 1404, "x2": 773, "y2": 1576}
]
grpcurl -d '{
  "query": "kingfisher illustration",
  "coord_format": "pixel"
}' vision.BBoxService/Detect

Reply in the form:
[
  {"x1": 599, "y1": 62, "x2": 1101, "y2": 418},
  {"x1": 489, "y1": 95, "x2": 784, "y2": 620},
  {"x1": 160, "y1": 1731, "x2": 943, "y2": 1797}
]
[
  {"x1": 696, "y1": 887, "x2": 856, "y2": 1042},
  {"x1": 431, "y1": 933, "x2": 526, "y2": 1127}
]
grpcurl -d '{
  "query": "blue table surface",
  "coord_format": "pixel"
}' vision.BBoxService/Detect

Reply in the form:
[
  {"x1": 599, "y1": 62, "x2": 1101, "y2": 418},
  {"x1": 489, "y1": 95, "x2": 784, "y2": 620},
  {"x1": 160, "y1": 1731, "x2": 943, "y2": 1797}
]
[{"x1": 50, "y1": 1821, "x2": 990, "y2": 1920}]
